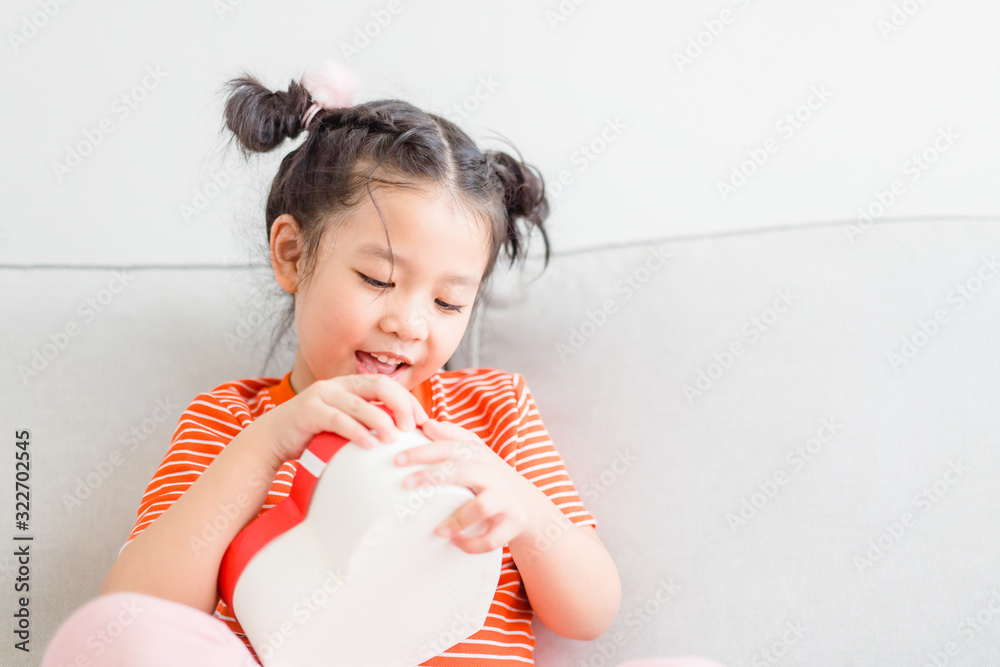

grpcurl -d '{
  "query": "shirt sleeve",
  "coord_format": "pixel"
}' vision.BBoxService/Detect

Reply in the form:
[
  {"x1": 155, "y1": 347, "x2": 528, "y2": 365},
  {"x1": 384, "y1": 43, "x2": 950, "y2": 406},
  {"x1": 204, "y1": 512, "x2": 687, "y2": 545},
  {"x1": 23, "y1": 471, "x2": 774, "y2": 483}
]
[
  {"x1": 508, "y1": 372, "x2": 597, "y2": 530},
  {"x1": 117, "y1": 392, "x2": 245, "y2": 557}
]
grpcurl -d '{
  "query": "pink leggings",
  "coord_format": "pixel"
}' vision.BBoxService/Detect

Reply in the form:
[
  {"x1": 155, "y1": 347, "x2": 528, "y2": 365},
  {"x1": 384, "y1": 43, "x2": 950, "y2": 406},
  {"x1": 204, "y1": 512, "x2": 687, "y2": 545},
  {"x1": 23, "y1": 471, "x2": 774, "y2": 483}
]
[{"x1": 41, "y1": 592, "x2": 725, "y2": 667}]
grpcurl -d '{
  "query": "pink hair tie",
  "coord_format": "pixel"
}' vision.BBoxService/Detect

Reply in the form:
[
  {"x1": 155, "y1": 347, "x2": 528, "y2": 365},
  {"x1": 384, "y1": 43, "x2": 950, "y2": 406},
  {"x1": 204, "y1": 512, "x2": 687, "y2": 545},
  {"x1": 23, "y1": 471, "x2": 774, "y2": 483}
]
[{"x1": 300, "y1": 59, "x2": 359, "y2": 130}]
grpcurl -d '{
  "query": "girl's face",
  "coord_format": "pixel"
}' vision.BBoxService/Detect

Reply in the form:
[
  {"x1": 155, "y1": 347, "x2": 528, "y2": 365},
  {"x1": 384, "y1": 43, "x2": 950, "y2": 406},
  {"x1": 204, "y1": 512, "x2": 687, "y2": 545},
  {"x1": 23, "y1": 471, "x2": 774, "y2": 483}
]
[{"x1": 276, "y1": 183, "x2": 490, "y2": 394}]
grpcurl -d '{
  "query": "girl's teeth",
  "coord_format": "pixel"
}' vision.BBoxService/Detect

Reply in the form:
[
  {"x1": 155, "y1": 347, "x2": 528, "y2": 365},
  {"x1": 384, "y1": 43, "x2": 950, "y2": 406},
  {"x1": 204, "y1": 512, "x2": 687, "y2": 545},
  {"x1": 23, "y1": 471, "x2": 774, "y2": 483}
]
[{"x1": 374, "y1": 353, "x2": 400, "y2": 365}]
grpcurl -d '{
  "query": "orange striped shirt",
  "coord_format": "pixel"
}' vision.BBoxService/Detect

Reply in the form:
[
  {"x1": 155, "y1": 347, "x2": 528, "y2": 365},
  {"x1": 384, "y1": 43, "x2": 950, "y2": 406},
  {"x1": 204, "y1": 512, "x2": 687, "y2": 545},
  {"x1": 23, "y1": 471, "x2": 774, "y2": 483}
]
[{"x1": 120, "y1": 367, "x2": 597, "y2": 665}]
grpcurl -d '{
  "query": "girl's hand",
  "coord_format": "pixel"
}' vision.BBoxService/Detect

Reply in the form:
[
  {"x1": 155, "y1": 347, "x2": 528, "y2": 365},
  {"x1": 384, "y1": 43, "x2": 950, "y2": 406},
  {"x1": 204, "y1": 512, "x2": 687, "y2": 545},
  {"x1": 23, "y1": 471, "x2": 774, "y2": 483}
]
[
  {"x1": 394, "y1": 418, "x2": 535, "y2": 554},
  {"x1": 259, "y1": 374, "x2": 430, "y2": 466}
]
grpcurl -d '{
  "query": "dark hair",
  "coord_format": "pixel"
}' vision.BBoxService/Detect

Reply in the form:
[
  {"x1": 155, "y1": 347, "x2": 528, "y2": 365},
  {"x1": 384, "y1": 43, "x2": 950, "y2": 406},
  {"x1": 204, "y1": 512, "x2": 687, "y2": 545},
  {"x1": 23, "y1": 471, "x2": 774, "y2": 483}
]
[{"x1": 219, "y1": 69, "x2": 551, "y2": 375}]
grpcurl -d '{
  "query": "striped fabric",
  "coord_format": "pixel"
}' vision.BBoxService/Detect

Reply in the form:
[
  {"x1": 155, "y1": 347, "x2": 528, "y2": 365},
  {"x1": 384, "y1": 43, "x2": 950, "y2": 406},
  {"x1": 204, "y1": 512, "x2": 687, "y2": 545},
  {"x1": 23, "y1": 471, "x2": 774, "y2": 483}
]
[{"x1": 120, "y1": 367, "x2": 597, "y2": 665}]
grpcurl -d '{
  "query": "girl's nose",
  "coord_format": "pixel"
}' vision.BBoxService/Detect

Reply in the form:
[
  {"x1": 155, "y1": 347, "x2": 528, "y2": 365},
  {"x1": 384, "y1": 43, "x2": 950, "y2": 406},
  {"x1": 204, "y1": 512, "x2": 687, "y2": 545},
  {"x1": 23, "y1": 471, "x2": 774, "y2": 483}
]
[{"x1": 381, "y1": 297, "x2": 429, "y2": 341}]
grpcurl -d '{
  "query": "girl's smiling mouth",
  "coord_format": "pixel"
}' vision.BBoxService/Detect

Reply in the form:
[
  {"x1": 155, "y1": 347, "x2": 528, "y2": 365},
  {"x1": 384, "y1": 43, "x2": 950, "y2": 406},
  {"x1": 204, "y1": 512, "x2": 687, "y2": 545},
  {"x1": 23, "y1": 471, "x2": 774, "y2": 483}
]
[{"x1": 355, "y1": 350, "x2": 410, "y2": 379}]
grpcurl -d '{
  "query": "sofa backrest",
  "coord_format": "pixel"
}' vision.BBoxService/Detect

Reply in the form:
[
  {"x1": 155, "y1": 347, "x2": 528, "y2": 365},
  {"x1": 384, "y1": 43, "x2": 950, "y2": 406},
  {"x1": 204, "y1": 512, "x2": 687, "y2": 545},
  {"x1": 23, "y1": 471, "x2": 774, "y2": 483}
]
[{"x1": 449, "y1": 219, "x2": 1000, "y2": 665}]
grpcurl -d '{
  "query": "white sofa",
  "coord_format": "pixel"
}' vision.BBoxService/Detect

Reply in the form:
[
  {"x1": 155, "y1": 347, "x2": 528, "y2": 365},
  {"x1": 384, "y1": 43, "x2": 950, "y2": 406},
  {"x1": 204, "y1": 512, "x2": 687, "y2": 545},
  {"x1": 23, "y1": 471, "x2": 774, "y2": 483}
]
[{"x1": 4, "y1": 218, "x2": 999, "y2": 665}]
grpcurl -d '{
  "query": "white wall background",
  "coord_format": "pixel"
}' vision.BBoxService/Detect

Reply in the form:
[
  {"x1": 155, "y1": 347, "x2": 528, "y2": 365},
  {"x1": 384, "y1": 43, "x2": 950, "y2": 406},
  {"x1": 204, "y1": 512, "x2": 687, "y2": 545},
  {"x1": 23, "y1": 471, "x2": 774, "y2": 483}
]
[{"x1": 3, "y1": 0, "x2": 998, "y2": 269}]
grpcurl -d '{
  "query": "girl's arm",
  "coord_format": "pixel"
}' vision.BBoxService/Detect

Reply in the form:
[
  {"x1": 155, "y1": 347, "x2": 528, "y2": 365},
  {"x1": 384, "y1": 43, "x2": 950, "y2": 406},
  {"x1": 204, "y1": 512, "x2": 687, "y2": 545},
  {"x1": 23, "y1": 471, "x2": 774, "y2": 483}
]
[
  {"x1": 101, "y1": 420, "x2": 285, "y2": 615},
  {"x1": 507, "y1": 476, "x2": 621, "y2": 641}
]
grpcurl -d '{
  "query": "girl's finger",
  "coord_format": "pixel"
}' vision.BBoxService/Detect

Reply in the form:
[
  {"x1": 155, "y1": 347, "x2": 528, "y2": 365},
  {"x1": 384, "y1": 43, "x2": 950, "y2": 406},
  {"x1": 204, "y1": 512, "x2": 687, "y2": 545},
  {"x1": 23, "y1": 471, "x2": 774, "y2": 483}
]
[
  {"x1": 414, "y1": 400, "x2": 431, "y2": 426},
  {"x1": 346, "y1": 374, "x2": 419, "y2": 433},
  {"x1": 315, "y1": 404, "x2": 381, "y2": 450},
  {"x1": 394, "y1": 440, "x2": 468, "y2": 466},
  {"x1": 450, "y1": 515, "x2": 509, "y2": 555},
  {"x1": 419, "y1": 422, "x2": 484, "y2": 462},
  {"x1": 315, "y1": 375, "x2": 411, "y2": 442},
  {"x1": 313, "y1": 380, "x2": 398, "y2": 443},
  {"x1": 419, "y1": 418, "x2": 467, "y2": 440},
  {"x1": 403, "y1": 458, "x2": 462, "y2": 490},
  {"x1": 436, "y1": 490, "x2": 501, "y2": 537}
]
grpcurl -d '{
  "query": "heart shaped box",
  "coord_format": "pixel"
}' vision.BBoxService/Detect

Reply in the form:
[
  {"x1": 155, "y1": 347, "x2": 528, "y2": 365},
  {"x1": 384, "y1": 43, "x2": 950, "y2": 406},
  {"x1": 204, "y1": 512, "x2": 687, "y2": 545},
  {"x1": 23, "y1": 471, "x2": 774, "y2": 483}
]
[{"x1": 218, "y1": 406, "x2": 503, "y2": 666}]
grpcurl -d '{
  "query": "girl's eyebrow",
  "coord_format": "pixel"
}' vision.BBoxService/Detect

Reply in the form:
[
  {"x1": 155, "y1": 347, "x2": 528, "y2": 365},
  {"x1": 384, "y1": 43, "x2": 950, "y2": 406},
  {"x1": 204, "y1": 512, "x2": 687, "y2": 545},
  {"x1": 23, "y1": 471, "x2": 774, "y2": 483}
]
[{"x1": 356, "y1": 242, "x2": 479, "y2": 289}]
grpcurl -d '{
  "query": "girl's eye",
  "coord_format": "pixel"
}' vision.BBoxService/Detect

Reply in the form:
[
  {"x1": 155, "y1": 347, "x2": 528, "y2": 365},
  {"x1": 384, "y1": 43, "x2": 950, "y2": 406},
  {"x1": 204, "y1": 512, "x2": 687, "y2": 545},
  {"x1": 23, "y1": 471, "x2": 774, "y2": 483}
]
[
  {"x1": 357, "y1": 272, "x2": 464, "y2": 313},
  {"x1": 359, "y1": 273, "x2": 392, "y2": 289}
]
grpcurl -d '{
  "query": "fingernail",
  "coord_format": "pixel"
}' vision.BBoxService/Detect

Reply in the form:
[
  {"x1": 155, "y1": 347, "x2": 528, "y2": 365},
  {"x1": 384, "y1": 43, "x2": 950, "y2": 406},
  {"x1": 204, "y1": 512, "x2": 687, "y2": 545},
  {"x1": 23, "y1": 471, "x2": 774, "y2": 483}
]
[
  {"x1": 364, "y1": 435, "x2": 379, "y2": 448},
  {"x1": 395, "y1": 452, "x2": 408, "y2": 465},
  {"x1": 435, "y1": 525, "x2": 451, "y2": 538}
]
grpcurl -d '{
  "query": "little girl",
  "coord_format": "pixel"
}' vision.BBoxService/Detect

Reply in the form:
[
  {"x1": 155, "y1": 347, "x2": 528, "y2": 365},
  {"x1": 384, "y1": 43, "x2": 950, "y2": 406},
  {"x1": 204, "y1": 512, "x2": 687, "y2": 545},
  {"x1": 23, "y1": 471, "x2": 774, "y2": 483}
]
[{"x1": 41, "y1": 61, "x2": 723, "y2": 667}]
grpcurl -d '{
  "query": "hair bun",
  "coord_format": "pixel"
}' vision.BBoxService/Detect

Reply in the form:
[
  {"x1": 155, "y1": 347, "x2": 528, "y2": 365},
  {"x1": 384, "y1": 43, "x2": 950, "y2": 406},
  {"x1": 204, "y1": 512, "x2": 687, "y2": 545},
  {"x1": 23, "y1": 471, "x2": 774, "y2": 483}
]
[
  {"x1": 223, "y1": 74, "x2": 312, "y2": 153},
  {"x1": 485, "y1": 150, "x2": 551, "y2": 268}
]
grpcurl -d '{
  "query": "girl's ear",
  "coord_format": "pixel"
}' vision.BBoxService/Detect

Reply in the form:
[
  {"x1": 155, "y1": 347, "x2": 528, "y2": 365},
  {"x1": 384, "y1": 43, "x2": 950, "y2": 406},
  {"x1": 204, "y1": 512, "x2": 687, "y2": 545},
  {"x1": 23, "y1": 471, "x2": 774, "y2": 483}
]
[{"x1": 270, "y1": 214, "x2": 303, "y2": 294}]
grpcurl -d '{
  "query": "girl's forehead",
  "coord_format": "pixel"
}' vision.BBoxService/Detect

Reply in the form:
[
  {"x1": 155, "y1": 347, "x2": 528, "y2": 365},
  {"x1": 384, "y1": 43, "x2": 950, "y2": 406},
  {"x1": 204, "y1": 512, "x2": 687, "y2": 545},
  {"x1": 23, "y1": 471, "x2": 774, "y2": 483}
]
[{"x1": 339, "y1": 187, "x2": 489, "y2": 246}]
